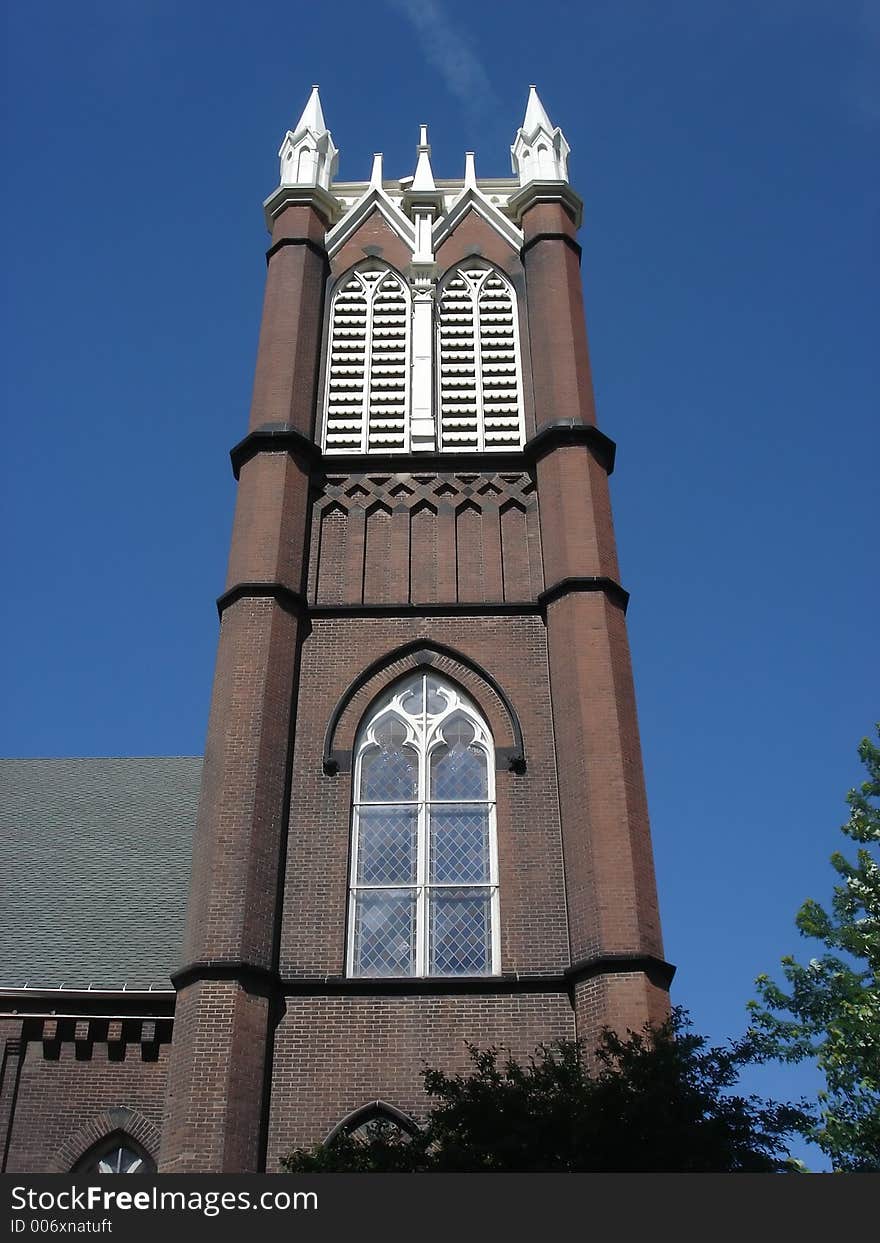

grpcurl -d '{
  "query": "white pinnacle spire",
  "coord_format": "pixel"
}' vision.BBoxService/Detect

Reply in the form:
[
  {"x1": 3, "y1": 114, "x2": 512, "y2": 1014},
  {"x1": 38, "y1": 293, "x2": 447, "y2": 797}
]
[
  {"x1": 412, "y1": 124, "x2": 437, "y2": 192},
  {"x1": 295, "y1": 84, "x2": 327, "y2": 136},
  {"x1": 464, "y1": 151, "x2": 477, "y2": 190},
  {"x1": 278, "y1": 84, "x2": 338, "y2": 190},
  {"x1": 403, "y1": 123, "x2": 444, "y2": 223},
  {"x1": 522, "y1": 85, "x2": 553, "y2": 135},
  {"x1": 511, "y1": 83, "x2": 570, "y2": 185}
]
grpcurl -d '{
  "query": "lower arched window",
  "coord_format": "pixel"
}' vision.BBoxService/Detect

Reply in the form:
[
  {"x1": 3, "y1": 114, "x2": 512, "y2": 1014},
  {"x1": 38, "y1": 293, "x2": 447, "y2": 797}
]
[{"x1": 347, "y1": 673, "x2": 499, "y2": 977}]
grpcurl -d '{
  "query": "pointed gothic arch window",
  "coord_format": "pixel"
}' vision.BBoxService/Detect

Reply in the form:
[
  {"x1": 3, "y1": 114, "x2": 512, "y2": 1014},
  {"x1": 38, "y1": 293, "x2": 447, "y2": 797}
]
[
  {"x1": 348, "y1": 673, "x2": 499, "y2": 977},
  {"x1": 325, "y1": 1100, "x2": 421, "y2": 1146},
  {"x1": 436, "y1": 262, "x2": 524, "y2": 452},
  {"x1": 323, "y1": 264, "x2": 411, "y2": 454}
]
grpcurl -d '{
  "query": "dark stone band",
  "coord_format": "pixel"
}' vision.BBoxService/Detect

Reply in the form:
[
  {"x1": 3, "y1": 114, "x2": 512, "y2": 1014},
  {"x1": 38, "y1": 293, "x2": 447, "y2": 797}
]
[
  {"x1": 230, "y1": 422, "x2": 321, "y2": 480},
  {"x1": 215, "y1": 578, "x2": 628, "y2": 628},
  {"x1": 216, "y1": 582, "x2": 308, "y2": 619},
  {"x1": 520, "y1": 231, "x2": 582, "y2": 261},
  {"x1": 538, "y1": 575, "x2": 629, "y2": 614},
  {"x1": 525, "y1": 419, "x2": 616, "y2": 474},
  {"x1": 229, "y1": 420, "x2": 616, "y2": 479},
  {"x1": 565, "y1": 953, "x2": 676, "y2": 990},
  {"x1": 171, "y1": 960, "x2": 279, "y2": 995},
  {"x1": 265, "y1": 236, "x2": 329, "y2": 266}
]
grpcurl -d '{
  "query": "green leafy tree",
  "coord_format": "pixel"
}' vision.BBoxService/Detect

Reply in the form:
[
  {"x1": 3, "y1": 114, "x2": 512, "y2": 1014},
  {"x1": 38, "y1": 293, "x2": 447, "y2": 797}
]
[
  {"x1": 749, "y1": 729, "x2": 880, "y2": 1170},
  {"x1": 281, "y1": 1009, "x2": 809, "y2": 1172}
]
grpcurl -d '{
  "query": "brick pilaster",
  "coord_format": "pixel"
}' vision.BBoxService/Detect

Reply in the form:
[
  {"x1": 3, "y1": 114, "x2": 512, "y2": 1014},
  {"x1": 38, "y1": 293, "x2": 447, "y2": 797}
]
[
  {"x1": 160, "y1": 199, "x2": 330, "y2": 1173},
  {"x1": 520, "y1": 191, "x2": 669, "y2": 1049}
]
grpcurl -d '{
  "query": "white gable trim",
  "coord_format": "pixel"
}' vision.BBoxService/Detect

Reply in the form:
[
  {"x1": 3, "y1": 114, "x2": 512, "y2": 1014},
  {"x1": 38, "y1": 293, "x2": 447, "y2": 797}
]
[
  {"x1": 325, "y1": 187, "x2": 415, "y2": 259},
  {"x1": 432, "y1": 188, "x2": 523, "y2": 253}
]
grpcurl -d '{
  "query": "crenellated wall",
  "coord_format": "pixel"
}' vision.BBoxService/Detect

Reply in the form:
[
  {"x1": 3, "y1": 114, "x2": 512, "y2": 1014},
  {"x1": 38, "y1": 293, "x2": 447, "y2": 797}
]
[{"x1": 1, "y1": 1016, "x2": 170, "y2": 1174}]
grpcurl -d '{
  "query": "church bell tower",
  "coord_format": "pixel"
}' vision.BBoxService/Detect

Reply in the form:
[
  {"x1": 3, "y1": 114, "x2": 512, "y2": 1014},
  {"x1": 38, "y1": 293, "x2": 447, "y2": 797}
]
[{"x1": 160, "y1": 85, "x2": 673, "y2": 1173}]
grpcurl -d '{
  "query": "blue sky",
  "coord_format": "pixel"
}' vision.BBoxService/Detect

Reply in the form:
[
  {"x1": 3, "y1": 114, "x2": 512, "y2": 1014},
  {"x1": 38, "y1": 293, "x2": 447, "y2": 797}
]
[{"x1": 3, "y1": 1, "x2": 877, "y2": 1167}]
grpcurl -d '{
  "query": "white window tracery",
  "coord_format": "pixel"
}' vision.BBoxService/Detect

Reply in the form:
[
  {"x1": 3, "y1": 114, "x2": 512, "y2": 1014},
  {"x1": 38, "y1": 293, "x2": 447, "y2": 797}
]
[
  {"x1": 347, "y1": 673, "x2": 499, "y2": 977},
  {"x1": 75, "y1": 1140, "x2": 154, "y2": 1175},
  {"x1": 436, "y1": 264, "x2": 524, "y2": 451},
  {"x1": 323, "y1": 265, "x2": 411, "y2": 454}
]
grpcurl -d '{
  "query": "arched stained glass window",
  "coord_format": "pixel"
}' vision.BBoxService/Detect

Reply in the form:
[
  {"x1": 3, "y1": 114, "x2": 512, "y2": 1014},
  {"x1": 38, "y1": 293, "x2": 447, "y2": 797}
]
[{"x1": 348, "y1": 674, "x2": 499, "y2": 977}]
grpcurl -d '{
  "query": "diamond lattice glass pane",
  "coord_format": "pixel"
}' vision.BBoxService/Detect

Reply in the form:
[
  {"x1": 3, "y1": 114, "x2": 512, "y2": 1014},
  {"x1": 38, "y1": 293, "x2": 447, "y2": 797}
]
[
  {"x1": 356, "y1": 806, "x2": 417, "y2": 884},
  {"x1": 353, "y1": 890, "x2": 416, "y2": 976},
  {"x1": 360, "y1": 738, "x2": 418, "y2": 802},
  {"x1": 430, "y1": 805, "x2": 490, "y2": 883},
  {"x1": 431, "y1": 738, "x2": 488, "y2": 800},
  {"x1": 375, "y1": 716, "x2": 408, "y2": 746},
  {"x1": 429, "y1": 888, "x2": 491, "y2": 975}
]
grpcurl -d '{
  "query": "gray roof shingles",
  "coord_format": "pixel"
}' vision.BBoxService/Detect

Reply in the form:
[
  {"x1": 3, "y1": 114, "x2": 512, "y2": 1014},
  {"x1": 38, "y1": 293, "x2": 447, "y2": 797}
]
[{"x1": 0, "y1": 757, "x2": 200, "y2": 990}]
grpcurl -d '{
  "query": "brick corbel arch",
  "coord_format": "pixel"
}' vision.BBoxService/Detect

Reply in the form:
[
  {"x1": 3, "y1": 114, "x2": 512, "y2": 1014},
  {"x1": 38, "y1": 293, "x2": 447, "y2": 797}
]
[
  {"x1": 323, "y1": 641, "x2": 525, "y2": 776},
  {"x1": 54, "y1": 1107, "x2": 161, "y2": 1173}
]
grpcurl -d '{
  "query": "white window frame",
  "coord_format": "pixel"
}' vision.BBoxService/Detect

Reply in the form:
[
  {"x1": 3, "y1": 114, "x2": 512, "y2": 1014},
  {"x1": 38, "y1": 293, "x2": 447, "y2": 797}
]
[
  {"x1": 322, "y1": 263, "x2": 412, "y2": 455},
  {"x1": 436, "y1": 261, "x2": 525, "y2": 453},
  {"x1": 346, "y1": 673, "x2": 500, "y2": 978}
]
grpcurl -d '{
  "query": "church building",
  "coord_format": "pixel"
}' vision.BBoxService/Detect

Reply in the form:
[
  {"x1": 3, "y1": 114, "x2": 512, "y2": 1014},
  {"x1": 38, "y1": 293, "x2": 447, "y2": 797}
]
[{"x1": 0, "y1": 87, "x2": 672, "y2": 1174}]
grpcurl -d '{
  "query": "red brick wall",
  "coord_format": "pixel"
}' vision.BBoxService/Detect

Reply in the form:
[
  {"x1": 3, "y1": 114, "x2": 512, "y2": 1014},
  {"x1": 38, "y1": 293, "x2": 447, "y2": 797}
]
[
  {"x1": 266, "y1": 992, "x2": 575, "y2": 1166},
  {"x1": 330, "y1": 208, "x2": 414, "y2": 280}
]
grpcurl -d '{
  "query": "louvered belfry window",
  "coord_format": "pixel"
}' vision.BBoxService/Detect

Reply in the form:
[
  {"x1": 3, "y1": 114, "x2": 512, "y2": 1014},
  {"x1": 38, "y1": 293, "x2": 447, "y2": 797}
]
[
  {"x1": 437, "y1": 264, "x2": 524, "y2": 451},
  {"x1": 323, "y1": 266, "x2": 411, "y2": 454}
]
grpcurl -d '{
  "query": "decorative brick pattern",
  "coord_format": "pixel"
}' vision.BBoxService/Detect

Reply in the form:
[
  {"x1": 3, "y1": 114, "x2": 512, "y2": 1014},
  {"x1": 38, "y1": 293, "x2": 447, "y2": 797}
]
[{"x1": 309, "y1": 471, "x2": 542, "y2": 606}]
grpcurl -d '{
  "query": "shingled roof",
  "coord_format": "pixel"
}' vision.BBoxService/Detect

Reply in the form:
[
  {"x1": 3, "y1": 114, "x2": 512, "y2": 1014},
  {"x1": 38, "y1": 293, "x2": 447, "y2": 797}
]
[{"x1": 0, "y1": 757, "x2": 201, "y2": 991}]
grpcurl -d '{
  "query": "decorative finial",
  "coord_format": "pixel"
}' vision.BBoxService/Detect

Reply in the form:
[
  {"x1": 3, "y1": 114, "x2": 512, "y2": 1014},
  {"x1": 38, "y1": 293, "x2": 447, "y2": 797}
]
[
  {"x1": 522, "y1": 85, "x2": 553, "y2": 135},
  {"x1": 295, "y1": 84, "x2": 327, "y2": 137},
  {"x1": 464, "y1": 151, "x2": 477, "y2": 190},
  {"x1": 370, "y1": 153, "x2": 384, "y2": 189}
]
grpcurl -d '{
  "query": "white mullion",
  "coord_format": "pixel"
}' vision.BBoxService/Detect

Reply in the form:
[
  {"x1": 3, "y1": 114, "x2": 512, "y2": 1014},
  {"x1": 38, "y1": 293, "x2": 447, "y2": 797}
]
[
  {"x1": 489, "y1": 792, "x2": 500, "y2": 975},
  {"x1": 508, "y1": 279, "x2": 526, "y2": 450},
  {"x1": 472, "y1": 273, "x2": 486, "y2": 451},
  {"x1": 415, "y1": 672, "x2": 429, "y2": 975},
  {"x1": 362, "y1": 277, "x2": 374, "y2": 454},
  {"x1": 347, "y1": 799, "x2": 361, "y2": 976}
]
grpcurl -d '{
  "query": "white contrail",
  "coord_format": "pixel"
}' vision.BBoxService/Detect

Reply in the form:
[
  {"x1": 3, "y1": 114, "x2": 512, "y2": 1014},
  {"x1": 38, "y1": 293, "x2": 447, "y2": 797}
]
[{"x1": 385, "y1": 0, "x2": 501, "y2": 126}]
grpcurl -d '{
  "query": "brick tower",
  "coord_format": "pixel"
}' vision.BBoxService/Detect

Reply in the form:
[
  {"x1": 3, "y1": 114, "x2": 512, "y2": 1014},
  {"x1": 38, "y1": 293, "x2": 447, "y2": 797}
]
[{"x1": 160, "y1": 86, "x2": 673, "y2": 1174}]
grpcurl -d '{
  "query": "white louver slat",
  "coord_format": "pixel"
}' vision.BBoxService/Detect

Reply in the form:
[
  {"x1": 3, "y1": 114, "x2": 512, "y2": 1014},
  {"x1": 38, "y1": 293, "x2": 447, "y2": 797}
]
[
  {"x1": 324, "y1": 268, "x2": 410, "y2": 454},
  {"x1": 437, "y1": 265, "x2": 524, "y2": 452}
]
